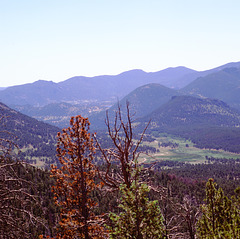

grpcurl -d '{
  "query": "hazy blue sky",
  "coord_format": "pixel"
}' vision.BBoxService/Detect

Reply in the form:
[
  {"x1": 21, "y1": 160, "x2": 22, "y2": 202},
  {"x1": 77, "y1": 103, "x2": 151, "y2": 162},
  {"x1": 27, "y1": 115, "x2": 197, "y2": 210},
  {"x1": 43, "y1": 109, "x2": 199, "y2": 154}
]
[{"x1": 1, "y1": 0, "x2": 240, "y2": 87}]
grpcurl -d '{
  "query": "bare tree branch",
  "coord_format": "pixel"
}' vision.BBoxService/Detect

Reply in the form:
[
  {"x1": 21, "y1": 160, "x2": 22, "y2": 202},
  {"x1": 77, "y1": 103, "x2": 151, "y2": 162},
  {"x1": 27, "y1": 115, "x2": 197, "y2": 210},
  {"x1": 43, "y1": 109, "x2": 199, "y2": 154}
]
[
  {"x1": 0, "y1": 117, "x2": 49, "y2": 238},
  {"x1": 95, "y1": 102, "x2": 150, "y2": 189}
]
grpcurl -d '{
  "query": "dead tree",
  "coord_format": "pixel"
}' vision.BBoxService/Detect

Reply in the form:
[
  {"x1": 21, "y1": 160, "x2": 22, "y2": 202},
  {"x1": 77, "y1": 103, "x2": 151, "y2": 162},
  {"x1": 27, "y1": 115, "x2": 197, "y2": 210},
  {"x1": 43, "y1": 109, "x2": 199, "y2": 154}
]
[
  {"x1": 0, "y1": 118, "x2": 47, "y2": 238},
  {"x1": 95, "y1": 102, "x2": 150, "y2": 189},
  {"x1": 149, "y1": 179, "x2": 200, "y2": 239},
  {"x1": 175, "y1": 196, "x2": 200, "y2": 239}
]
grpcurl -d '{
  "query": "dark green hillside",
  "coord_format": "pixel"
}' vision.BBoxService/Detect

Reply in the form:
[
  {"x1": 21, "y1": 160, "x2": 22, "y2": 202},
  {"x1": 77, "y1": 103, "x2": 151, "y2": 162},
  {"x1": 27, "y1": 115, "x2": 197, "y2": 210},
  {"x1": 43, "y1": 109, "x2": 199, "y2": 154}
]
[
  {"x1": 0, "y1": 102, "x2": 59, "y2": 167},
  {"x1": 175, "y1": 126, "x2": 240, "y2": 153},
  {"x1": 182, "y1": 67, "x2": 240, "y2": 110},
  {"x1": 90, "y1": 83, "x2": 180, "y2": 130},
  {"x1": 140, "y1": 95, "x2": 240, "y2": 153},
  {"x1": 155, "y1": 158, "x2": 240, "y2": 197},
  {"x1": 117, "y1": 83, "x2": 180, "y2": 118},
  {"x1": 143, "y1": 95, "x2": 240, "y2": 128}
]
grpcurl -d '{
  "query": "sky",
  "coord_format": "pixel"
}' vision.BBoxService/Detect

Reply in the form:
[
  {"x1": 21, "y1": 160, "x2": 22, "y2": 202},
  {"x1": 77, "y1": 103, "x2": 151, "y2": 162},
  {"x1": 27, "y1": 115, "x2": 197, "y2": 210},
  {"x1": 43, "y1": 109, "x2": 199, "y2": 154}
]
[{"x1": 1, "y1": 0, "x2": 240, "y2": 87}]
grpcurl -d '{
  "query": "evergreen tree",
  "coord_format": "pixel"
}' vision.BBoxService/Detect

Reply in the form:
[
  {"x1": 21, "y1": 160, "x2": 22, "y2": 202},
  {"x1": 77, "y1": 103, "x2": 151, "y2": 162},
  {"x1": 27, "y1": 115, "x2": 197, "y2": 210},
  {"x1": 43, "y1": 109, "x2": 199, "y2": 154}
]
[
  {"x1": 197, "y1": 178, "x2": 240, "y2": 238},
  {"x1": 51, "y1": 116, "x2": 106, "y2": 238},
  {"x1": 107, "y1": 166, "x2": 165, "y2": 239}
]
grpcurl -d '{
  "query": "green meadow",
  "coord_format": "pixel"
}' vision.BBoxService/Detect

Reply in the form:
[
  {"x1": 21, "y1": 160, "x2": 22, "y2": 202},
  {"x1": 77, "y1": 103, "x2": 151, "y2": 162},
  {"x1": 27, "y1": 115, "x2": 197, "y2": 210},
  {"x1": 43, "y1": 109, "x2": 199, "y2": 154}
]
[{"x1": 140, "y1": 134, "x2": 240, "y2": 164}]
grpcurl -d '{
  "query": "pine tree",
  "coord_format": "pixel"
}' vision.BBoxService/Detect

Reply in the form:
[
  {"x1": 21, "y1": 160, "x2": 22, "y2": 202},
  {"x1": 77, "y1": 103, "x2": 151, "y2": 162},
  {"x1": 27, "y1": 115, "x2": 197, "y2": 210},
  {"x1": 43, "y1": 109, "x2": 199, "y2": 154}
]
[
  {"x1": 51, "y1": 116, "x2": 106, "y2": 238},
  {"x1": 107, "y1": 166, "x2": 165, "y2": 239},
  {"x1": 197, "y1": 178, "x2": 240, "y2": 238}
]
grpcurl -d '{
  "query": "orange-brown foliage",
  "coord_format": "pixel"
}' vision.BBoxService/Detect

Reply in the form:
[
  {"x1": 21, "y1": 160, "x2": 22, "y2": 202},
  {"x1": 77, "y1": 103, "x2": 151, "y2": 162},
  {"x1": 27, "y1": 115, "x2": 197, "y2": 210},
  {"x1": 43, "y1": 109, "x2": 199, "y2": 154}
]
[{"x1": 51, "y1": 116, "x2": 106, "y2": 239}]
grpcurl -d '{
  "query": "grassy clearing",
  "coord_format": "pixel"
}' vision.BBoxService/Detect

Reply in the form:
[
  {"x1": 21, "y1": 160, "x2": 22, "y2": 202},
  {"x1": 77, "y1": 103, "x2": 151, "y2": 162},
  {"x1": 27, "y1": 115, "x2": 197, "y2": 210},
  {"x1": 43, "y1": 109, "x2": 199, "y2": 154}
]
[{"x1": 140, "y1": 134, "x2": 240, "y2": 164}]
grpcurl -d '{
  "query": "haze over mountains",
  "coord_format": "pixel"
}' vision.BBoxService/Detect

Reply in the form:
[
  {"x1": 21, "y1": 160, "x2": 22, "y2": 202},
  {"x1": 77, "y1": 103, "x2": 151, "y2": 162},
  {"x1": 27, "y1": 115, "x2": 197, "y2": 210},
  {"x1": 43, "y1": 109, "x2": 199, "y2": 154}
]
[
  {"x1": 1, "y1": 61, "x2": 240, "y2": 108},
  {"x1": 182, "y1": 67, "x2": 240, "y2": 110},
  {"x1": 89, "y1": 83, "x2": 181, "y2": 129},
  {"x1": 88, "y1": 62, "x2": 240, "y2": 129},
  {"x1": 1, "y1": 61, "x2": 240, "y2": 130},
  {"x1": 1, "y1": 68, "x2": 190, "y2": 106},
  {"x1": 1, "y1": 61, "x2": 240, "y2": 165}
]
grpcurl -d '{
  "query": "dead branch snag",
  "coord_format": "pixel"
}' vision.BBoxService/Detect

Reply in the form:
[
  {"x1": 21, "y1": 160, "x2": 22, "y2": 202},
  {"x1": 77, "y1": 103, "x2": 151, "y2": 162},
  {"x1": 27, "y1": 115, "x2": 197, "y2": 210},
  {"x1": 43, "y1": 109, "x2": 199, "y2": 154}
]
[
  {"x1": 0, "y1": 116, "x2": 49, "y2": 238},
  {"x1": 95, "y1": 102, "x2": 150, "y2": 189}
]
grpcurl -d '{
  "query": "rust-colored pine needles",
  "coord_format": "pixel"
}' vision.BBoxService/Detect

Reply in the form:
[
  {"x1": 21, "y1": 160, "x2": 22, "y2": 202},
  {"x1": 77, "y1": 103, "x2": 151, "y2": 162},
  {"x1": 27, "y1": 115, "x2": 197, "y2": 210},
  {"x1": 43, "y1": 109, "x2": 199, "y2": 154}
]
[{"x1": 51, "y1": 116, "x2": 106, "y2": 239}]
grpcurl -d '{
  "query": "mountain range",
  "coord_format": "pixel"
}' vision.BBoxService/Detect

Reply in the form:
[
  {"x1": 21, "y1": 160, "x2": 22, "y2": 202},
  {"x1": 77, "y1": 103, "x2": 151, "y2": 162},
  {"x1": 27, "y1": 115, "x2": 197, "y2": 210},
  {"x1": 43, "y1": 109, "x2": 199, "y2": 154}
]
[
  {"x1": 1, "y1": 61, "x2": 240, "y2": 107},
  {"x1": 182, "y1": 67, "x2": 240, "y2": 110},
  {"x1": 2, "y1": 60, "x2": 240, "y2": 166},
  {"x1": 89, "y1": 83, "x2": 181, "y2": 129}
]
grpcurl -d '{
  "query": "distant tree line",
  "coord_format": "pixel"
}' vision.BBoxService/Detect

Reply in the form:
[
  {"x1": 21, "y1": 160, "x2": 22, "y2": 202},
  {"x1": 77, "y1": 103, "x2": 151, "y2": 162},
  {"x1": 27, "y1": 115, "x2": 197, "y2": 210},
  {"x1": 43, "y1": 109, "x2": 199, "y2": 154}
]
[{"x1": 147, "y1": 125, "x2": 240, "y2": 153}]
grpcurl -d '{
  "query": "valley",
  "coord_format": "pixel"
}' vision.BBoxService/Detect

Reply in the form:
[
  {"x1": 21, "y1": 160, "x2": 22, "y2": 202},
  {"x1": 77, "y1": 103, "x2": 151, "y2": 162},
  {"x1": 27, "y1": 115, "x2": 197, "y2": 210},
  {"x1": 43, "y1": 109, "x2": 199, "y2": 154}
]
[
  {"x1": 2, "y1": 1, "x2": 240, "y2": 237},
  {"x1": 16, "y1": 130, "x2": 240, "y2": 169},
  {"x1": 139, "y1": 133, "x2": 240, "y2": 164},
  {"x1": 1, "y1": 62, "x2": 240, "y2": 168},
  {"x1": 1, "y1": 62, "x2": 240, "y2": 238}
]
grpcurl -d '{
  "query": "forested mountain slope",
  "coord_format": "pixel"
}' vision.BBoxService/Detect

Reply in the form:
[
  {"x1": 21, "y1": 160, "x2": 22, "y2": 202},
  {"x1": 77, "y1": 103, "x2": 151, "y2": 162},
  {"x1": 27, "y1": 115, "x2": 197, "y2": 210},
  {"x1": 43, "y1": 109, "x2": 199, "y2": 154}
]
[
  {"x1": 89, "y1": 83, "x2": 180, "y2": 129},
  {"x1": 182, "y1": 67, "x2": 240, "y2": 110},
  {"x1": 140, "y1": 95, "x2": 240, "y2": 153},
  {"x1": 12, "y1": 101, "x2": 108, "y2": 128},
  {"x1": 143, "y1": 95, "x2": 240, "y2": 128},
  {"x1": 0, "y1": 102, "x2": 59, "y2": 167}
]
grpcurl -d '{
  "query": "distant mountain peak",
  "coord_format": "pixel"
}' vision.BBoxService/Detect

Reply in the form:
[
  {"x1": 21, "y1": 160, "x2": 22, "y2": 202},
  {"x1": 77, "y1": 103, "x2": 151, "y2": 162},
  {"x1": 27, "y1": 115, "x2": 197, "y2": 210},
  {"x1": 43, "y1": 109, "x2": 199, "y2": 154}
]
[
  {"x1": 1, "y1": 61, "x2": 240, "y2": 107},
  {"x1": 33, "y1": 79, "x2": 56, "y2": 85},
  {"x1": 182, "y1": 65, "x2": 240, "y2": 110}
]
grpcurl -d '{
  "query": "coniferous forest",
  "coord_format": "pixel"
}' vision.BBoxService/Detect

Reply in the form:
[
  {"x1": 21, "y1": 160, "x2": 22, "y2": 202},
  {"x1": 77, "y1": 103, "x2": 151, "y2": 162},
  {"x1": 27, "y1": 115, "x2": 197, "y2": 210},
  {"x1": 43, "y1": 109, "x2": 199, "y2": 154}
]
[
  {"x1": 2, "y1": 0, "x2": 240, "y2": 237},
  {"x1": 1, "y1": 104, "x2": 240, "y2": 239}
]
